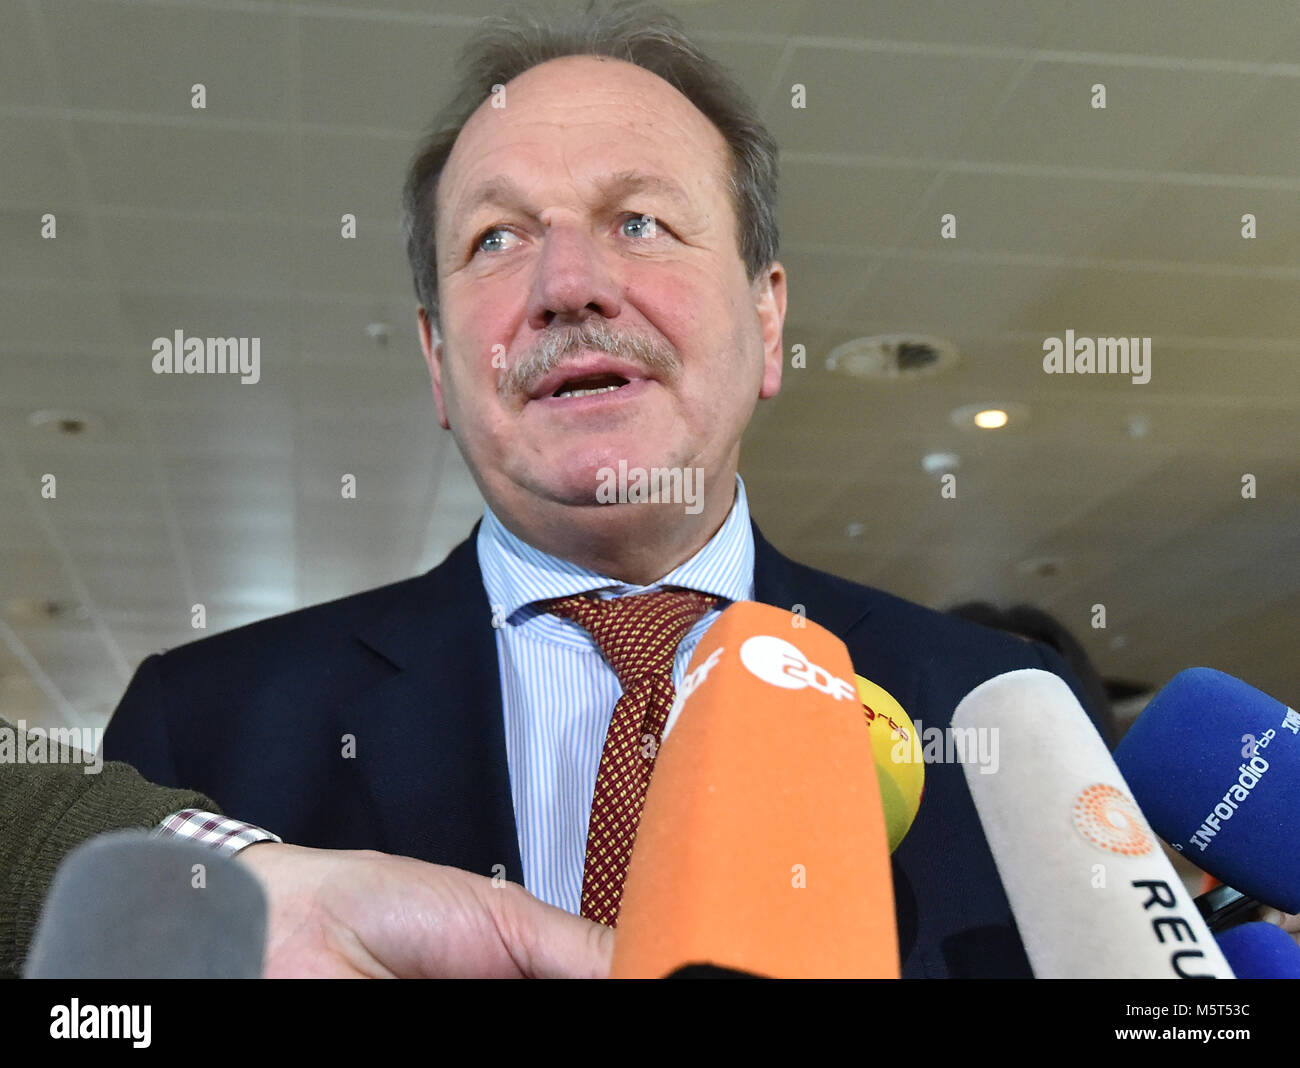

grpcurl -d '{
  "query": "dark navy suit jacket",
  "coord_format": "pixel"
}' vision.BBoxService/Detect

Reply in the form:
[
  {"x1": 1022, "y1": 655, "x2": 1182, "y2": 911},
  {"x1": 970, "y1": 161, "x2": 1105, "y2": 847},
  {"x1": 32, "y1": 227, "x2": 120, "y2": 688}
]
[{"x1": 105, "y1": 521, "x2": 1095, "y2": 978}]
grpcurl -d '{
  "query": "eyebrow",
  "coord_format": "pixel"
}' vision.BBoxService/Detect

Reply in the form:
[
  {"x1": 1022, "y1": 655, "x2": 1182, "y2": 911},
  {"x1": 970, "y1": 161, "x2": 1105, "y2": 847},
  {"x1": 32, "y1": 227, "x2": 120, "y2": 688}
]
[{"x1": 453, "y1": 170, "x2": 696, "y2": 235}]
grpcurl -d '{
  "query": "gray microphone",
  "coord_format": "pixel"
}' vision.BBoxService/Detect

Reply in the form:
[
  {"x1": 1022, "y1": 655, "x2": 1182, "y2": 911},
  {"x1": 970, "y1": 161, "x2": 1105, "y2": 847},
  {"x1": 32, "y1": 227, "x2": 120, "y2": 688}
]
[{"x1": 24, "y1": 831, "x2": 266, "y2": 978}]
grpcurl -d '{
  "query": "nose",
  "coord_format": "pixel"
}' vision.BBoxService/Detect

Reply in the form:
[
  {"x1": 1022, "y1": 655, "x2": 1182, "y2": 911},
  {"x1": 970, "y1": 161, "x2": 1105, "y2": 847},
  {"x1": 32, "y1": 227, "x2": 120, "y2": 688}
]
[{"x1": 525, "y1": 216, "x2": 623, "y2": 330}]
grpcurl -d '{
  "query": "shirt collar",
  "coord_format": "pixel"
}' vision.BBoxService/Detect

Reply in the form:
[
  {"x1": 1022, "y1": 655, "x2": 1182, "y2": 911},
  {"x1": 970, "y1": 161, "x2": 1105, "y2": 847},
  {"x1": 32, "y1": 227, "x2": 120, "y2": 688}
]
[{"x1": 477, "y1": 474, "x2": 755, "y2": 624}]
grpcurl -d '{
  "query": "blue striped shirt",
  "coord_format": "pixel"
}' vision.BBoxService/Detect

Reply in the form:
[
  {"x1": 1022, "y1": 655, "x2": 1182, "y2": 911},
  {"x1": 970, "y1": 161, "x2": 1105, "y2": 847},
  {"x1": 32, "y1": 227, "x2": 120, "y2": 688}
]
[{"x1": 476, "y1": 475, "x2": 755, "y2": 915}]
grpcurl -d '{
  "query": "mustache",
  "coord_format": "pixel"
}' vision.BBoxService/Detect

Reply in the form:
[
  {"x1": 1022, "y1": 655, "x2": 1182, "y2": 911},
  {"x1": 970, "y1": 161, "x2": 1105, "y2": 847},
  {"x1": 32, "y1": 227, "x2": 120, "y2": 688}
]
[{"x1": 497, "y1": 320, "x2": 682, "y2": 399}]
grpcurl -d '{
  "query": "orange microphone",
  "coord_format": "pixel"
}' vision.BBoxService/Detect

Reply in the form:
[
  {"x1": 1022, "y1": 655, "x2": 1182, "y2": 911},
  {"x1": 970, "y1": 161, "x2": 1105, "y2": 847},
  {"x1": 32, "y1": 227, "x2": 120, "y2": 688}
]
[{"x1": 610, "y1": 601, "x2": 899, "y2": 978}]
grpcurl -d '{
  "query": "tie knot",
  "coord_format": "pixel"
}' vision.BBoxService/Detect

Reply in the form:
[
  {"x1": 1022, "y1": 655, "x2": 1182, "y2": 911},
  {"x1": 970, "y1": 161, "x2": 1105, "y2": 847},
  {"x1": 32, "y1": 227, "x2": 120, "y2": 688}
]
[{"x1": 545, "y1": 589, "x2": 718, "y2": 687}]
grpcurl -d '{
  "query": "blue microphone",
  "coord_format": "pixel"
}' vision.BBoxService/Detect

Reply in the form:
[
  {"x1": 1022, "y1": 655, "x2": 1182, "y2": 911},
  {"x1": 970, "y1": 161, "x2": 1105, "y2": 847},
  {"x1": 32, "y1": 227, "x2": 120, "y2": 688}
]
[
  {"x1": 1114, "y1": 668, "x2": 1299, "y2": 913},
  {"x1": 1216, "y1": 923, "x2": 1300, "y2": 979}
]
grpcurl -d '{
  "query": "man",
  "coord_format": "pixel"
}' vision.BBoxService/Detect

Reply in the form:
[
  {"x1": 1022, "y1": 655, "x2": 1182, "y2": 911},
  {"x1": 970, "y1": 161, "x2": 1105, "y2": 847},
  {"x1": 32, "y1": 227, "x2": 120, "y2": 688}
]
[
  {"x1": 1, "y1": 717, "x2": 608, "y2": 978},
  {"x1": 105, "y1": 1, "x2": 1095, "y2": 977}
]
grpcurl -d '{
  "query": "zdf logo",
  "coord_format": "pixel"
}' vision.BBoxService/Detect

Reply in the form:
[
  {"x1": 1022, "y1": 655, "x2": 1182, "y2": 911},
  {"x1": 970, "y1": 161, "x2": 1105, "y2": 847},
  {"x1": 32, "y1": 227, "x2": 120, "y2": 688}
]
[{"x1": 739, "y1": 635, "x2": 857, "y2": 701}]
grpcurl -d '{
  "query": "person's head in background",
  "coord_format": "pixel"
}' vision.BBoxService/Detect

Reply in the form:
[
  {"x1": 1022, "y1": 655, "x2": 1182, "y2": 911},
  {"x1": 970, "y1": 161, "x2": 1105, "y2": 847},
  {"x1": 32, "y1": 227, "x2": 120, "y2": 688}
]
[
  {"x1": 402, "y1": 2, "x2": 786, "y2": 584},
  {"x1": 947, "y1": 601, "x2": 1118, "y2": 748}
]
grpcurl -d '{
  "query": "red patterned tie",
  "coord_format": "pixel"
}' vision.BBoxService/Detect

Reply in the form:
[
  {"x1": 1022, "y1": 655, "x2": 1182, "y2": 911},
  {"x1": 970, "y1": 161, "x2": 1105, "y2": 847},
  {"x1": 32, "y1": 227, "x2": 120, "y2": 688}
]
[{"x1": 545, "y1": 589, "x2": 718, "y2": 927}]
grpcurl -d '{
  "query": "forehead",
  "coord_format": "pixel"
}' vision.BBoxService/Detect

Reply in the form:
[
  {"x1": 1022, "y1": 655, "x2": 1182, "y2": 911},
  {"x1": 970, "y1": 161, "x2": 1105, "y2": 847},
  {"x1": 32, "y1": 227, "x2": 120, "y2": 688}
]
[{"x1": 436, "y1": 55, "x2": 732, "y2": 231}]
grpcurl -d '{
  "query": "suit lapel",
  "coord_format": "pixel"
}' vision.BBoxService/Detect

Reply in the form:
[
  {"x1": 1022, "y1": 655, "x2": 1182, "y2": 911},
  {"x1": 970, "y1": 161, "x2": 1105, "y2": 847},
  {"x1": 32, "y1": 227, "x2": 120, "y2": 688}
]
[
  {"x1": 751, "y1": 519, "x2": 922, "y2": 712},
  {"x1": 752, "y1": 521, "x2": 873, "y2": 641},
  {"x1": 334, "y1": 520, "x2": 864, "y2": 881},
  {"x1": 342, "y1": 527, "x2": 524, "y2": 881}
]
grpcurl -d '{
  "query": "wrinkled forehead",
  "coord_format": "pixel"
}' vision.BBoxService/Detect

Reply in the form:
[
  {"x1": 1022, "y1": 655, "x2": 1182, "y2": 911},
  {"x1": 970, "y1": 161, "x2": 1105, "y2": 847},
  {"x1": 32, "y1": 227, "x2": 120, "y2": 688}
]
[{"x1": 435, "y1": 55, "x2": 734, "y2": 242}]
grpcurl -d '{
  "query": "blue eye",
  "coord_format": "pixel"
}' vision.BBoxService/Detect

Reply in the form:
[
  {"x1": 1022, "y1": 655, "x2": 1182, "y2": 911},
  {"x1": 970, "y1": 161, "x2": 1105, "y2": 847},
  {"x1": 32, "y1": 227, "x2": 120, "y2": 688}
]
[
  {"x1": 622, "y1": 214, "x2": 659, "y2": 239},
  {"x1": 476, "y1": 227, "x2": 512, "y2": 253},
  {"x1": 473, "y1": 215, "x2": 662, "y2": 256}
]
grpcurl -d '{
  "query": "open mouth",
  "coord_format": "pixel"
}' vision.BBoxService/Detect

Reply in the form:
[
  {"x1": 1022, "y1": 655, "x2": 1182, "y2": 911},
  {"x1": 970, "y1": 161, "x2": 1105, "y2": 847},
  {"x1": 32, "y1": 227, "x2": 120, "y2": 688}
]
[{"x1": 550, "y1": 373, "x2": 631, "y2": 398}]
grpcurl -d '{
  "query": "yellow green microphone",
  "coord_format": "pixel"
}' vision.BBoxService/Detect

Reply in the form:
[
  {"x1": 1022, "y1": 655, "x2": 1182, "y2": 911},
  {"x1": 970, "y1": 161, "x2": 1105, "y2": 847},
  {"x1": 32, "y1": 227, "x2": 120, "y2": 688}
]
[{"x1": 855, "y1": 675, "x2": 925, "y2": 851}]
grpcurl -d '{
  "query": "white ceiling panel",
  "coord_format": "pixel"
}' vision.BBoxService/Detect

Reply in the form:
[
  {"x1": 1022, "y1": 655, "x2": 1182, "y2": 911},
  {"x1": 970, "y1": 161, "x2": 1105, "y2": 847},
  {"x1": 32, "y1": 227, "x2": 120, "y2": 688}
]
[
  {"x1": 768, "y1": 47, "x2": 1025, "y2": 159},
  {"x1": 297, "y1": 15, "x2": 474, "y2": 132},
  {"x1": 0, "y1": 0, "x2": 1294, "y2": 728},
  {"x1": 39, "y1": 0, "x2": 291, "y2": 120},
  {"x1": 973, "y1": 63, "x2": 1262, "y2": 172},
  {"x1": 1042, "y1": 0, "x2": 1297, "y2": 61},
  {"x1": 73, "y1": 121, "x2": 294, "y2": 215},
  {"x1": 0, "y1": 208, "x2": 104, "y2": 283}
]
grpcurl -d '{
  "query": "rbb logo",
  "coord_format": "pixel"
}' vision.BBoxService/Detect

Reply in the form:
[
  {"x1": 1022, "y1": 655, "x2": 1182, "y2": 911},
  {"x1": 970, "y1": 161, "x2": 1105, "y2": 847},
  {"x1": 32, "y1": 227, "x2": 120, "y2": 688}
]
[{"x1": 740, "y1": 635, "x2": 856, "y2": 701}]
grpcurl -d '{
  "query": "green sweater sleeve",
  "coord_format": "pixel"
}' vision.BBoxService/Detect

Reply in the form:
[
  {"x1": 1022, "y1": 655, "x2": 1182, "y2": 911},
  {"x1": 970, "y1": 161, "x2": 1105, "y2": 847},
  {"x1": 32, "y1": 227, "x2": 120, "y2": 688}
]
[{"x1": 0, "y1": 717, "x2": 222, "y2": 979}]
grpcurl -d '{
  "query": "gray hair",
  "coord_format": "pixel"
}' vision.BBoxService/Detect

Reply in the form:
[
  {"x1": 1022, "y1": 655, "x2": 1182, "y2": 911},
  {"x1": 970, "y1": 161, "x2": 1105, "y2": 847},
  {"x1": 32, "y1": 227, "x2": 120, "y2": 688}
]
[{"x1": 401, "y1": 0, "x2": 780, "y2": 333}]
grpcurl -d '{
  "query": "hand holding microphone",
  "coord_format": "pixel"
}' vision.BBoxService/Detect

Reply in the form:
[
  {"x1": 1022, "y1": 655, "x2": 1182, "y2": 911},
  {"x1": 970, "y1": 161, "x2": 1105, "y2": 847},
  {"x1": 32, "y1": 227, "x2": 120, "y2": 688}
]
[
  {"x1": 25, "y1": 833, "x2": 612, "y2": 978},
  {"x1": 236, "y1": 842, "x2": 612, "y2": 978}
]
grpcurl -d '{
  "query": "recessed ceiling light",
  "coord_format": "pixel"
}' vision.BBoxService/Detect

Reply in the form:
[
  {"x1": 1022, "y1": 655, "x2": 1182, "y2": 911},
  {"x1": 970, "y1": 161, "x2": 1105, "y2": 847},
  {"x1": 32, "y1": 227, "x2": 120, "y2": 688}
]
[
  {"x1": 921, "y1": 451, "x2": 961, "y2": 474},
  {"x1": 3, "y1": 597, "x2": 89, "y2": 623},
  {"x1": 28, "y1": 409, "x2": 100, "y2": 436},
  {"x1": 1015, "y1": 556, "x2": 1063, "y2": 579},
  {"x1": 825, "y1": 334, "x2": 958, "y2": 380},
  {"x1": 949, "y1": 402, "x2": 1028, "y2": 431}
]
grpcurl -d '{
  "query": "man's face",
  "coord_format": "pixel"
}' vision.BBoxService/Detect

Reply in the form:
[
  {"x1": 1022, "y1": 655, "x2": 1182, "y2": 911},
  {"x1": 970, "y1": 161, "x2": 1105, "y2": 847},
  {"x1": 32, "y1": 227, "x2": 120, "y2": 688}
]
[{"x1": 419, "y1": 55, "x2": 785, "y2": 526}]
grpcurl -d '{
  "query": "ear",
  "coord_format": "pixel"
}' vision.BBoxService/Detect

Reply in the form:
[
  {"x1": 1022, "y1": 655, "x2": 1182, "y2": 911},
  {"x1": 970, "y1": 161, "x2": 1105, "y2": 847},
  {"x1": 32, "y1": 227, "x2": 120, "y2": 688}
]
[
  {"x1": 418, "y1": 306, "x2": 450, "y2": 430},
  {"x1": 753, "y1": 261, "x2": 787, "y2": 400}
]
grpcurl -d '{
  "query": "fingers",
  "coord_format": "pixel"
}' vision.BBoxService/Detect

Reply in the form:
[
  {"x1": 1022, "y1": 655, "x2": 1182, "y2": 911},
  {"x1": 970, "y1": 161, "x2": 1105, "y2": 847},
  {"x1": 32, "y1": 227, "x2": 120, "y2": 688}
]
[
  {"x1": 1258, "y1": 907, "x2": 1300, "y2": 945},
  {"x1": 484, "y1": 879, "x2": 614, "y2": 979},
  {"x1": 241, "y1": 844, "x2": 615, "y2": 978}
]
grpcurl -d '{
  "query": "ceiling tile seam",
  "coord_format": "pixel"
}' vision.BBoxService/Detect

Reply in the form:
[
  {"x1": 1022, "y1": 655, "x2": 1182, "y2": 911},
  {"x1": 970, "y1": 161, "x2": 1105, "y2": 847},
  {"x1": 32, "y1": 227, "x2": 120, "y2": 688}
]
[
  {"x1": 779, "y1": 242, "x2": 1300, "y2": 281},
  {"x1": 756, "y1": 29, "x2": 867, "y2": 339},
  {"x1": 16, "y1": 0, "x2": 139, "y2": 688},
  {"x1": 785, "y1": 328, "x2": 1300, "y2": 357},
  {"x1": 0, "y1": 103, "x2": 423, "y2": 140},
  {"x1": 1005, "y1": 464, "x2": 1219, "y2": 567},
  {"x1": 218, "y1": 1, "x2": 481, "y2": 29},
  {"x1": 89, "y1": 0, "x2": 1294, "y2": 82},
  {"x1": 778, "y1": 378, "x2": 1300, "y2": 413},
  {"x1": 756, "y1": 34, "x2": 799, "y2": 119},
  {"x1": 789, "y1": 34, "x2": 1300, "y2": 78},
  {"x1": 779, "y1": 153, "x2": 1300, "y2": 192},
  {"x1": 288, "y1": 4, "x2": 305, "y2": 610},
  {"x1": 1065, "y1": 556, "x2": 1300, "y2": 651},
  {"x1": 0, "y1": 199, "x2": 406, "y2": 235},
  {"x1": 0, "y1": 118, "x2": 1286, "y2": 186},
  {"x1": 96, "y1": 0, "x2": 285, "y2": 17},
  {"x1": 1010, "y1": 493, "x2": 1287, "y2": 615},
  {"x1": 0, "y1": 432, "x2": 132, "y2": 688},
  {"x1": 1148, "y1": 585, "x2": 1300, "y2": 651},
  {"x1": 0, "y1": 616, "x2": 80, "y2": 723},
  {"x1": 1146, "y1": 68, "x2": 1274, "y2": 209},
  {"x1": 831, "y1": 51, "x2": 1039, "y2": 310},
  {"x1": 10, "y1": 246, "x2": 1293, "y2": 293}
]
